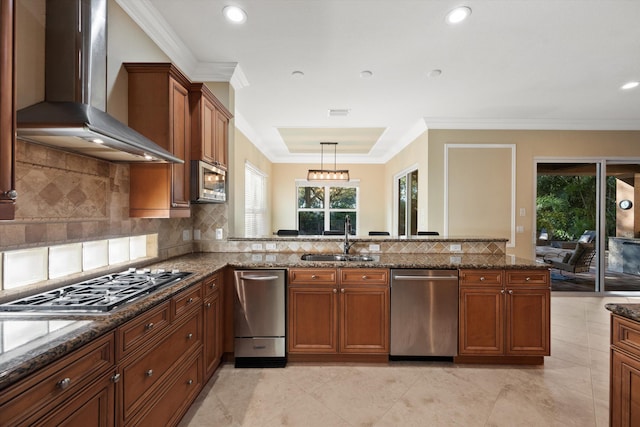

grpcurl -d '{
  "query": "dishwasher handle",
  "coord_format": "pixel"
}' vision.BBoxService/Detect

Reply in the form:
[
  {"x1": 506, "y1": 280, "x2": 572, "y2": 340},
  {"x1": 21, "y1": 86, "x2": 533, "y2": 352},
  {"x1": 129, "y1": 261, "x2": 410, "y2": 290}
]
[
  {"x1": 392, "y1": 275, "x2": 459, "y2": 281},
  {"x1": 239, "y1": 275, "x2": 281, "y2": 281}
]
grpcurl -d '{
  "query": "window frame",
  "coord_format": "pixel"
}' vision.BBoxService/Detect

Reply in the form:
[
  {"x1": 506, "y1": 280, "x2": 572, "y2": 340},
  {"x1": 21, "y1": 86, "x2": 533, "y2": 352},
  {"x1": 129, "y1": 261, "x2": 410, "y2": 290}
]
[{"x1": 295, "y1": 179, "x2": 360, "y2": 235}]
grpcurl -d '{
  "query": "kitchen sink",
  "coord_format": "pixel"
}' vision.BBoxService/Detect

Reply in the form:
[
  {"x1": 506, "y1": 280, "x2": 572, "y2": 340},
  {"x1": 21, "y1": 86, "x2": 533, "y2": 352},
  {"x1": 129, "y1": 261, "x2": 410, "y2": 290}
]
[{"x1": 300, "y1": 253, "x2": 375, "y2": 262}]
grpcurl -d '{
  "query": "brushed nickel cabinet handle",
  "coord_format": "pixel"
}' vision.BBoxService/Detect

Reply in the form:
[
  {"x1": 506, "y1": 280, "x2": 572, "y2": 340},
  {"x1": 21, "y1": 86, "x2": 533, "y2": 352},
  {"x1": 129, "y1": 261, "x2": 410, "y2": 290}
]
[
  {"x1": 341, "y1": 288, "x2": 345, "y2": 293},
  {"x1": 187, "y1": 379, "x2": 193, "y2": 385},
  {"x1": 57, "y1": 377, "x2": 71, "y2": 389},
  {"x1": 145, "y1": 322, "x2": 154, "y2": 330},
  {"x1": 508, "y1": 290, "x2": 513, "y2": 294},
  {"x1": 187, "y1": 297, "x2": 194, "y2": 304},
  {"x1": 187, "y1": 333, "x2": 193, "y2": 340},
  {"x1": 311, "y1": 275, "x2": 318, "y2": 279},
  {"x1": 206, "y1": 303, "x2": 211, "y2": 308},
  {"x1": 500, "y1": 289, "x2": 505, "y2": 294},
  {"x1": 480, "y1": 277, "x2": 485, "y2": 281},
  {"x1": 333, "y1": 288, "x2": 337, "y2": 293},
  {"x1": 146, "y1": 369, "x2": 153, "y2": 377},
  {"x1": 362, "y1": 275, "x2": 368, "y2": 280},
  {"x1": 111, "y1": 373, "x2": 121, "y2": 383},
  {"x1": 525, "y1": 277, "x2": 531, "y2": 281}
]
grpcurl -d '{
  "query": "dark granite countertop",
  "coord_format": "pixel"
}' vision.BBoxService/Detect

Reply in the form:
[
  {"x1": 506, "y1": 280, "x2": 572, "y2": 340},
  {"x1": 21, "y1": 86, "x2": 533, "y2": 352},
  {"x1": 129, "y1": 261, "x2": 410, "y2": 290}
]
[
  {"x1": 605, "y1": 303, "x2": 640, "y2": 323},
  {"x1": 0, "y1": 251, "x2": 545, "y2": 390}
]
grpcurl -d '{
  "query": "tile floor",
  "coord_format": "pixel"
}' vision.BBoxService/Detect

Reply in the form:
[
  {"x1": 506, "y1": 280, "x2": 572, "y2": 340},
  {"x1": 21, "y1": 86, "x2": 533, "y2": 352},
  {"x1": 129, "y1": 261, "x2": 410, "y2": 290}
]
[{"x1": 180, "y1": 294, "x2": 640, "y2": 427}]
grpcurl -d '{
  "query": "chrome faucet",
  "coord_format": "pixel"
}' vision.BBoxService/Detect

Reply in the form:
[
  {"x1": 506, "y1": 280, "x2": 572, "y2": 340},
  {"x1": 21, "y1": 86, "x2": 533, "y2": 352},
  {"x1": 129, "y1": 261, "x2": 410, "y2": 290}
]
[{"x1": 343, "y1": 215, "x2": 354, "y2": 254}]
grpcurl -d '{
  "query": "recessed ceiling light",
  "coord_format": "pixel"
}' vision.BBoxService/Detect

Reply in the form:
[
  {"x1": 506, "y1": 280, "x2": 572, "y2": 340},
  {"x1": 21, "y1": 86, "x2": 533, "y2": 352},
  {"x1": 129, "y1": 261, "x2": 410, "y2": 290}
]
[
  {"x1": 446, "y1": 6, "x2": 472, "y2": 24},
  {"x1": 621, "y1": 81, "x2": 639, "y2": 90},
  {"x1": 428, "y1": 69, "x2": 443, "y2": 78},
  {"x1": 223, "y1": 5, "x2": 247, "y2": 24},
  {"x1": 360, "y1": 70, "x2": 373, "y2": 78},
  {"x1": 291, "y1": 70, "x2": 305, "y2": 79}
]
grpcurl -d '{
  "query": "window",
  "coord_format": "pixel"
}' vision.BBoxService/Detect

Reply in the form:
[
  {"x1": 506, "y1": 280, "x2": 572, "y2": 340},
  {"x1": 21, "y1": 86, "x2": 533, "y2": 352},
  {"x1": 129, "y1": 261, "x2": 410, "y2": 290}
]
[
  {"x1": 297, "y1": 181, "x2": 358, "y2": 235},
  {"x1": 396, "y1": 168, "x2": 418, "y2": 236},
  {"x1": 245, "y1": 162, "x2": 268, "y2": 237}
]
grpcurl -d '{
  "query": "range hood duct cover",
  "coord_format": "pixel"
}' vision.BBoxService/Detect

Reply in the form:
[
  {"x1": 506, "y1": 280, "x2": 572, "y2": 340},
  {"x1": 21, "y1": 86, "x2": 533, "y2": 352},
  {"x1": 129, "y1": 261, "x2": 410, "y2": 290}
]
[{"x1": 16, "y1": 0, "x2": 182, "y2": 163}]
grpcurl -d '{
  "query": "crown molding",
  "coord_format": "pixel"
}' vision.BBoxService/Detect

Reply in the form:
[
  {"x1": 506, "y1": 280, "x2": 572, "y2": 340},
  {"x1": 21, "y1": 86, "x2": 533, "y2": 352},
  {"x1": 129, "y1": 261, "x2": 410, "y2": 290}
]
[{"x1": 424, "y1": 117, "x2": 640, "y2": 131}]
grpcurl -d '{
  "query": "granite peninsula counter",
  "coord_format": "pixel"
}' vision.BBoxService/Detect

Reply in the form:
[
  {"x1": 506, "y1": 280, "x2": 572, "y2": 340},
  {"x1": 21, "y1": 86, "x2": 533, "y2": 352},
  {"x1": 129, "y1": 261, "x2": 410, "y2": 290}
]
[{"x1": 0, "y1": 250, "x2": 546, "y2": 391}]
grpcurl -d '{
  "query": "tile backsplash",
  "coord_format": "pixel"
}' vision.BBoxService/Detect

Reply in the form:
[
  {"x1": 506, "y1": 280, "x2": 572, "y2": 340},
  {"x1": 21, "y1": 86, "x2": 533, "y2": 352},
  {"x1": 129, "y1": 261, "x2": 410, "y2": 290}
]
[{"x1": 0, "y1": 141, "x2": 192, "y2": 260}]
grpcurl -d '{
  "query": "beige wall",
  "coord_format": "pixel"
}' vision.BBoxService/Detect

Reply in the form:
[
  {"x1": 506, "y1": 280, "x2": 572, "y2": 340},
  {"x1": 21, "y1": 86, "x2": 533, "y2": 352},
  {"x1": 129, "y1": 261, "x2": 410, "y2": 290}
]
[
  {"x1": 269, "y1": 163, "x2": 386, "y2": 236},
  {"x1": 427, "y1": 129, "x2": 640, "y2": 258}
]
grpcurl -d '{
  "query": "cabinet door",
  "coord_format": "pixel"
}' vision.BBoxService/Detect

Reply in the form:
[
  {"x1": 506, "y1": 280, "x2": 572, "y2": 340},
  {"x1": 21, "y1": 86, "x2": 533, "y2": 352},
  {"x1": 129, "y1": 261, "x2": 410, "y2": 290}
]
[
  {"x1": 214, "y1": 108, "x2": 228, "y2": 169},
  {"x1": 288, "y1": 285, "x2": 338, "y2": 353},
  {"x1": 339, "y1": 286, "x2": 389, "y2": 353},
  {"x1": 203, "y1": 289, "x2": 222, "y2": 380},
  {"x1": 506, "y1": 288, "x2": 550, "y2": 355},
  {"x1": 202, "y1": 96, "x2": 216, "y2": 163},
  {"x1": 458, "y1": 287, "x2": 504, "y2": 355},
  {"x1": 611, "y1": 348, "x2": 640, "y2": 427},
  {"x1": 35, "y1": 373, "x2": 115, "y2": 427},
  {"x1": 0, "y1": 0, "x2": 16, "y2": 220},
  {"x1": 169, "y1": 76, "x2": 190, "y2": 209}
]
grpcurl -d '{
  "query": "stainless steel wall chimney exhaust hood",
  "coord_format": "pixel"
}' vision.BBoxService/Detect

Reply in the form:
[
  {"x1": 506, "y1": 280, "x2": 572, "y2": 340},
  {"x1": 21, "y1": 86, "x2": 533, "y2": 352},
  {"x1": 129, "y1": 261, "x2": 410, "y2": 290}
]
[{"x1": 16, "y1": 0, "x2": 182, "y2": 164}]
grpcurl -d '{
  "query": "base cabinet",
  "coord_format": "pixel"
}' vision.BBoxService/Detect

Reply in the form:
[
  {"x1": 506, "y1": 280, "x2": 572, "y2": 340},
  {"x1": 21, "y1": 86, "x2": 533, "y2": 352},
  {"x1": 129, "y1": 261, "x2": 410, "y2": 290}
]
[
  {"x1": 458, "y1": 269, "x2": 550, "y2": 360},
  {"x1": 288, "y1": 268, "x2": 389, "y2": 357},
  {"x1": 203, "y1": 274, "x2": 223, "y2": 380},
  {"x1": 610, "y1": 315, "x2": 640, "y2": 426}
]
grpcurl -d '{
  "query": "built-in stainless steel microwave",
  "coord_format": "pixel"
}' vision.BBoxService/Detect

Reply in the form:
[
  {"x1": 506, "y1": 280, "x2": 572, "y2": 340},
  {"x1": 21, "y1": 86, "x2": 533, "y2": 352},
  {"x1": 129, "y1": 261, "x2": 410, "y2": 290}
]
[{"x1": 191, "y1": 160, "x2": 226, "y2": 203}]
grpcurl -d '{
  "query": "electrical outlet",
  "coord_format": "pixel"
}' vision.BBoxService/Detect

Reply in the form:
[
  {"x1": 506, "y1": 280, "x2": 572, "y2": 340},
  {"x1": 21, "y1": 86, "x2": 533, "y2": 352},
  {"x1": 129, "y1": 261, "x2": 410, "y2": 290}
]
[
  {"x1": 251, "y1": 254, "x2": 263, "y2": 261},
  {"x1": 369, "y1": 244, "x2": 381, "y2": 252},
  {"x1": 449, "y1": 256, "x2": 462, "y2": 264},
  {"x1": 193, "y1": 229, "x2": 201, "y2": 240},
  {"x1": 449, "y1": 243, "x2": 462, "y2": 252},
  {"x1": 266, "y1": 243, "x2": 277, "y2": 250},
  {"x1": 251, "y1": 243, "x2": 263, "y2": 251},
  {"x1": 215, "y1": 228, "x2": 223, "y2": 240},
  {"x1": 266, "y1": 254, "x2": 276, "y2": 262},
  {"x1": 182, "y1": 229, "x2": 191, "y2": 241}
]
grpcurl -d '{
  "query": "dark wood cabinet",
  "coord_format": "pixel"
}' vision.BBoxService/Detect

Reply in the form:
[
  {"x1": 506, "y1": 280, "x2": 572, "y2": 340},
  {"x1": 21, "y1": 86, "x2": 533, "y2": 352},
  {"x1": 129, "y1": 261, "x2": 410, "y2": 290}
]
[
  {"x1": 189, "y1": 83, "x2": 232, "y2": 169},
  {"x1": 288, "y1": 268, "x2": 389, "y2": 359},
  {"x1": 0, "y1": 0, "x2": 16, "y2": 220},
  {"x1": 203, "y1": 274, "x2": 223, "y2": 380},
  {"x1": 610, "y1": 314, "x2": 640, "y2": 426},
  {"x1": 458, "y1": 269, "x2": 550, "y2": 363},
  {"x1": 125, "y1": 63, "x2": 191, "y2": 218},
  {"x1": 0, "y1": 332, "x2": 116, "y2": 426}
]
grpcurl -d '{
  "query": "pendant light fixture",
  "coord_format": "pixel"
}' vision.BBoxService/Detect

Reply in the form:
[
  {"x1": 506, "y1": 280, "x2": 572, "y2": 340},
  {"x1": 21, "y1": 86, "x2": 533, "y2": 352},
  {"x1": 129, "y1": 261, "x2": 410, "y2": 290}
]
[{"x1": 307, "y1": 142, "x2": 350, "y2": 182}]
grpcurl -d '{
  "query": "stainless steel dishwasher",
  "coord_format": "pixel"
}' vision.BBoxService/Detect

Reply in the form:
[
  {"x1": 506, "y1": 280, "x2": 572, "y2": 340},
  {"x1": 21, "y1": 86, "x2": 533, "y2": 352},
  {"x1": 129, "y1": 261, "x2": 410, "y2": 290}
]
[
  {"x1": 390, "y1": 269, "x2": 459, "y2": 359},
  {"x1": 233, "y1": 269, "x2": 286, "y2": 368}
]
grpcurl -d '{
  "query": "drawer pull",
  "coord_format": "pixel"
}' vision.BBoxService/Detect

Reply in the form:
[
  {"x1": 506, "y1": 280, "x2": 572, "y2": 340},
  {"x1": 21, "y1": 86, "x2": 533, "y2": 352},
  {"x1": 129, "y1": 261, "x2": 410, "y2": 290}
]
[
  {"x1": 57, "y1": 377, "x2": 71, "y2": 390},
  {"x1": 525, "y1": 277, "x2": 531, "y2": 281},
  {"x1": 187, "y1": 333, "x2": 193, "y2": 340},
  {"x1": 146, "y1": 369, "x2": 153, "y2": 377},
  {"x1": 111, "y1": 373, "x2": 121, "y2": 383},
  {"x1": 362, "y1": 275, "x2": 368, "y2": 280},
  {"x1": 500, "y1": 289, "x2": 505, "y2": 294},
  {"x1": 209, "y1": 283, "x2": 215, "y2": 289},
  {"x1": 480, "y1": 277, "x2": 485, "y2": 281},
  {"x1": 206, "y1": 303, "x2": 211, "y2": 308},
  {"x1": 333, "y1": 288, "x2": 337, "y2": 293},
  {"x1": 187, "y1": 379, "x2": 193, "y2": 385},
  {"x1": 508, "y1": 290, "x2": 513, "y2": 294},
  {"x1": 341, "y1": 288, "x2": 345, "y2": 293},
  {"x1": 311, "y1": 275, "x2": 318, "y2": 279},
  {"x1": 187, "y1": 297, "x2": 194, "y2": 304},
  {"x1": 145, "y1": 322, "x2": 154, "y2": 331}
]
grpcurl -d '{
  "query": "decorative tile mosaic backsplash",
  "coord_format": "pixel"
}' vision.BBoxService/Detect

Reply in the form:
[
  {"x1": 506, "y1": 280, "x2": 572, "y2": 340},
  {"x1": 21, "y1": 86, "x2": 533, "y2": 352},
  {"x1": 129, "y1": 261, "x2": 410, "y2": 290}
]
[{"x1": 0, "y1": 141, "x2": 192, "y2": 260}]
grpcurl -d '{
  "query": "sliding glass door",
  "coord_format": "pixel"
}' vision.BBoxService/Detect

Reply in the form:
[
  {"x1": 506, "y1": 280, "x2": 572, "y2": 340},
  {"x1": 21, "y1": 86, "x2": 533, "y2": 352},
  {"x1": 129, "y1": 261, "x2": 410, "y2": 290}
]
[{"x1": 536, "y1": 159, "x2": 640, "y2": 292}]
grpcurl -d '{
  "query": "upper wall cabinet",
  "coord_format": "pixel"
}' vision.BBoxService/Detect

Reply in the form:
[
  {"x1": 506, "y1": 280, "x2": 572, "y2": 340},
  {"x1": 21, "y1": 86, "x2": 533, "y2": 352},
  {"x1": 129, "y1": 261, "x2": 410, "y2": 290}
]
[
  {"x1": 125, "y1": 63, "x2": 191, "y2": 218},
  {"x1": 0, "y1": 0, "x2": 16, "y2": 220},
  {"x1": 189, "y1": 83, "x2": 232, "y2": 170}
]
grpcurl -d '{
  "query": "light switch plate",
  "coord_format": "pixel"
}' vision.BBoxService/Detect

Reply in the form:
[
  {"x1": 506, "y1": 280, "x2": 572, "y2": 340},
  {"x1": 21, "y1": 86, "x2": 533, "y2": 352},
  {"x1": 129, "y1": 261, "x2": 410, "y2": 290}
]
[
  {"x1": 215, "y1": 228, "x2": 223, "y2": 240},
  {"x1": 369, "y1": 244, "x2": 381, "y2": 252}
]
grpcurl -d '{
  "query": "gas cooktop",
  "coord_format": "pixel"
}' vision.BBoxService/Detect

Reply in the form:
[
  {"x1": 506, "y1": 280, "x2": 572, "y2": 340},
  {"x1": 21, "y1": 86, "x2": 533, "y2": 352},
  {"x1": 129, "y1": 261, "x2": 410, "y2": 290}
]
[{"x1": 0, "y1": 268, "x2": 193, "y2": 313}]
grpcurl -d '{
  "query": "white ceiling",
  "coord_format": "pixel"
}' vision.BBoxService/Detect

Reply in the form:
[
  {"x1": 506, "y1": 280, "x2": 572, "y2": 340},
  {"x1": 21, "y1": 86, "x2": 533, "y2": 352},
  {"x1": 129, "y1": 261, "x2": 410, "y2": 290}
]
[{"x1": 117, "y1": 0, "x2": 640, "y2": 163}]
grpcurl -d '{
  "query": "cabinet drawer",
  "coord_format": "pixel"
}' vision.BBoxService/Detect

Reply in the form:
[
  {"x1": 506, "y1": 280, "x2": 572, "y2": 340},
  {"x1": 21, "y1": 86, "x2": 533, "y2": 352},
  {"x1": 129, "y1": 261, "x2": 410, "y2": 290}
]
[
  {"x1": 506, "y1": 270, "x2": 549, "y2": 286},
  {"x1": 173, "y1": 284, "x2": 203, "y2": 320},
  {"x1": 459, "y1": 270, "x2": 503, "y2": 286},
  {"x1": 117, "y1": 301, "x2": 171, "y2": 359},
  {"x1": 612, "y1": 315, "x2": 640, "y2": 356},
  {"x1": 203, "y1": 274, "x2": 219, "y2": 297},
  {"x1": 0, "y1": 332, "x2": 115, "y2": 427},
  {"x1": 340, "y1": 268, "x2": 389, "y2": 285},
  {"x1": 121, "y1": 309, "x2": 202, "y2": 419},
  {"x1": 289, "y1": 268, "x2": 337, "y2": 285},
  {"x1": 130, "y1": 352, "x2": 202, "y2": 427}
]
